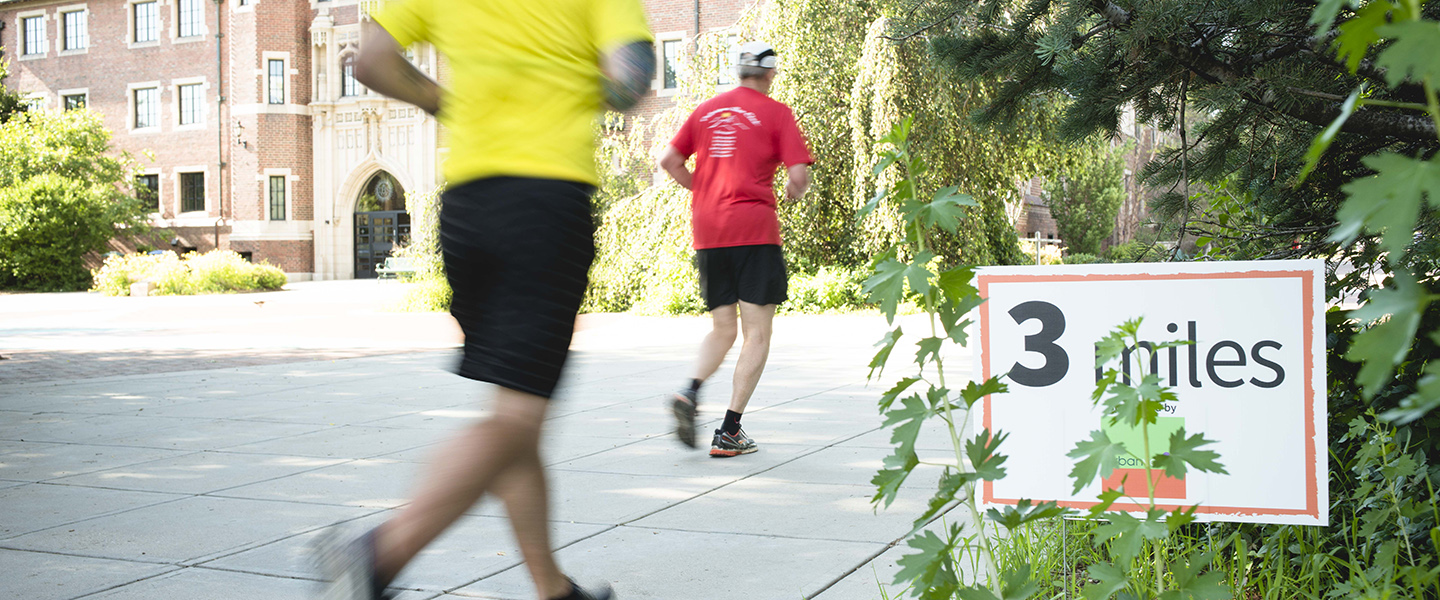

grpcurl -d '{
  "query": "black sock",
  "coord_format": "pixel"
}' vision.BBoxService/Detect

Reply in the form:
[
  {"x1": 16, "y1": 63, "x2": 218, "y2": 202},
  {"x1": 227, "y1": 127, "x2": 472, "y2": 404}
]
[
  {"x1": 688, "y1": 378, "x2": 702, "y2": 394},
  {"x1": 362, "y1": 529, "x2": 393, "y2": 599},
  {"x1": 722, "y1": 410, "x2": 742, "y2": 435},
  {"x1": 549, "y1": 578, "x2": 582, "y2": 600}
]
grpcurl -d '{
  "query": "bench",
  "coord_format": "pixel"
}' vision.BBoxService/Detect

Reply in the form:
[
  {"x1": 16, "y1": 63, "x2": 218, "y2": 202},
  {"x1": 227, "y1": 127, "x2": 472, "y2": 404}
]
[{"x1": 375, "y1": 256, "x2": 418, "y2": 279}]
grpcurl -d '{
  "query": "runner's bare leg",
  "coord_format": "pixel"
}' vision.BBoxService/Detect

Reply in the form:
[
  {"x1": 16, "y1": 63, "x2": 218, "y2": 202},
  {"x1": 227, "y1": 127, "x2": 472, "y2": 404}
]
[
  {"x1": 371, "y1": 387, "x2": 572, "y2": 599},
  {"x1": 729, "y1": 301, "x2": 776, "y2": 414},
  {"x1": 693, "y1": 303, "x2": 738, "y2": 382}
]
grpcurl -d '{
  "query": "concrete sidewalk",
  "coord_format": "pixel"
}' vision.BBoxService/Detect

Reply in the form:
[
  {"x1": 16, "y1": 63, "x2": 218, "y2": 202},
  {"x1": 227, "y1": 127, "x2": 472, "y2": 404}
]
[{"x1": 0, "y1": 283, "x2": 973, "y2": 600}]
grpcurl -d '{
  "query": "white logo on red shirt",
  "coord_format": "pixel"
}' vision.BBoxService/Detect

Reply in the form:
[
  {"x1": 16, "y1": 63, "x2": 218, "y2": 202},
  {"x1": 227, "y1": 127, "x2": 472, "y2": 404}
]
[{"x1": 699, "y1": 106, "x2": 762, "y2": 158}]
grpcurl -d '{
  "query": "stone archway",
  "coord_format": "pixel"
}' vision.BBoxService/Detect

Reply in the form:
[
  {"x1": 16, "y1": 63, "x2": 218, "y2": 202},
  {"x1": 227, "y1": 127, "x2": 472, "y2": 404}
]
[{"x1": 353, "y1": 171, "x2": 411, "y2": 279}]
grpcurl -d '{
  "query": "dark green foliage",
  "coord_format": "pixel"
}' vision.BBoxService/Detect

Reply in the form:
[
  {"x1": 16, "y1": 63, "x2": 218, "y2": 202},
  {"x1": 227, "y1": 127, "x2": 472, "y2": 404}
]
[
  {"x1": 0, "y1": 110, "x2": 148, "y2": 291},
  {"x1": 916, "y1": 0, "x2": 1438, "y2": 263},
  {"x1": 1044, "y1": 139, "x2": 1126, "y2": 255},
  {"x1": 0, "y1": 174, "x2": 128, "y2": 290}
]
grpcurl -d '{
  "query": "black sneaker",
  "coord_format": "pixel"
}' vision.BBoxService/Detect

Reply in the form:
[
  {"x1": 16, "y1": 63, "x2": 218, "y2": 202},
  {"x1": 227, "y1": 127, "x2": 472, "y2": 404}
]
[
  {"x1": 563, "y1": 578, "x2": 614, "y2": 600},
  {"x1": 671, "y1": 389, "x2": 698, "y2": 449},
  {"x1": 709, "y1": 427, "x2": 758, "y2": 457},
  {"x1": 310, "y1": 527, "x2": 393, "y2": 600}
]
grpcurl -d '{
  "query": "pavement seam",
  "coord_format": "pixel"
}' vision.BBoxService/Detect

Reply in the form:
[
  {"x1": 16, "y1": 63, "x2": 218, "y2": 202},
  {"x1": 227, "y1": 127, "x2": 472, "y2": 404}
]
[{"x1": 440, "y1": 415, "x2": 883, "y2": 596}]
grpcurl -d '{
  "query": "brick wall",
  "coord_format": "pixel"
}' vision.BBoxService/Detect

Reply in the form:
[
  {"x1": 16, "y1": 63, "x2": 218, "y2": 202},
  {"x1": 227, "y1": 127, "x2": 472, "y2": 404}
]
[
  {"x1": 230, "y1": 238, "x2": 313, "y2": 272},
  {"x1": 3, "y1": 0, "x2": 223, "y2": 220}
]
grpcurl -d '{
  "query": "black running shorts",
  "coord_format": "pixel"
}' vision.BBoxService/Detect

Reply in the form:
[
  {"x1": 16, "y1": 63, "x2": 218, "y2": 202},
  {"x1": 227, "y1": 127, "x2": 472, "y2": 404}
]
[
  {"x1": 695, "y1": 244, "x2": 788, "y2": 311},
  {"x1": 440, "y1": 177, "x2": 595, "y2": 399}
]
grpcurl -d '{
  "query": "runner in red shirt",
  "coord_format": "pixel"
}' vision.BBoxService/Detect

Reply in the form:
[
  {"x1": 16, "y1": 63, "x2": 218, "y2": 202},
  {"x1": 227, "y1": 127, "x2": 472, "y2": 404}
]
[{"x1": 659, "y1": 41, "x2": 812, "y2": 457}]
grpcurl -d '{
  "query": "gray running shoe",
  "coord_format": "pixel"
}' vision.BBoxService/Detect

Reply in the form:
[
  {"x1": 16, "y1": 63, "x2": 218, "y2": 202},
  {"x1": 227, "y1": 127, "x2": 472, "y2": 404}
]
[
  {"x1": 311, "y1": 527, "x2": 391, "y2": 600},
  {"x1": 709, "y1": 427, "x2": 758, "y2": 457},
  {"x1": 671, "y1": 389, "x2": 698, "y2": 449}
]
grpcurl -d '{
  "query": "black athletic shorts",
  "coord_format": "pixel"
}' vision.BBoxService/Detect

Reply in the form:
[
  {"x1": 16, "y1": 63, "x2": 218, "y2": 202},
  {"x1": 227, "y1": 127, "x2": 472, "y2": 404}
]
[
  {"x1": 440, "y1": 176, "x2": 595, "y2": 399},
  {"x1": 695, "y1": 244, "x2": 788, "y2": 311}
]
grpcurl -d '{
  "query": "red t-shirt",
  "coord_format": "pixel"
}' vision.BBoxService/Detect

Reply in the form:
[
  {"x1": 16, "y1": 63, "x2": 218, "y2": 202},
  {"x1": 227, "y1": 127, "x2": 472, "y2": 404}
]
[{"x1": 670, "y1": 86, "x2": 813, "y2": 249}]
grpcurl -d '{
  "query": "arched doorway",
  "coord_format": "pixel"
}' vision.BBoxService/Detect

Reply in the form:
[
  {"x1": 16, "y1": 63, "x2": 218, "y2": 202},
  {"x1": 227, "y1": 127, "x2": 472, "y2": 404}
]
[{"x1": 353, "y1": 171, "x2": 410, "y2": 279}]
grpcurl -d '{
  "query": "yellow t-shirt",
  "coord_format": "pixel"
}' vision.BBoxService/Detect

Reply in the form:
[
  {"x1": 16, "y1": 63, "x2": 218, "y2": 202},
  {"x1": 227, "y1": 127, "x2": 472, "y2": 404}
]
[{"x1": 375, "y1": 0, "x2": 652, "y2": 187}]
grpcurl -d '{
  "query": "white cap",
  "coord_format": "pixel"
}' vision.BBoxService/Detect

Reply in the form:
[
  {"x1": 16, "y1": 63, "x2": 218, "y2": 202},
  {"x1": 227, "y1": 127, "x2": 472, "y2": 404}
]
[{"x1": 735, "y1": 41, "x2": 777, "y2": 69}]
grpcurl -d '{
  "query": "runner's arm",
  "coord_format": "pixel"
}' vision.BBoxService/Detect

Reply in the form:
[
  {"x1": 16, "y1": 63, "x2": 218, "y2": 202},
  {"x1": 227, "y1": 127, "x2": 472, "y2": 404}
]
[
  {"x1": 355, "y1": 21, "x2": 442, "y2": 116},
  {"x1": 659, "y1": 145, "x2": 692, "y2": 190},
  {"x1": 603, "y1": 41, "x2": 655, "y2": 112},
  {"x1": 785, "y1": 164, "x2": 809, "y2": 200}
]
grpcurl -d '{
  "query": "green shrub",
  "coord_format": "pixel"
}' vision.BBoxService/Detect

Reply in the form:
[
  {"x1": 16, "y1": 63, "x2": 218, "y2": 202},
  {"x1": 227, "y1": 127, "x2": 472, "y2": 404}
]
[
  {"x1": 1105, "y1": 240, "x2": 1167, "y2": 263},
  {"x1": 0, "y1": 173, "x2": 141, "y2": 291},
  {"x1": 782, "y1": 266, "x2": 867, "y2": 314},
  {"x1": 629, "y1": 246, "x2": 706, "y2": 316},
  {"x1": 390, "y1": 273, "x2": 452, "y2": 312},
  {"x1": 91, "y1": 250, "x2": 286, "y2": 296},
  {"x1": 0, "y1": 110, "x2": 148, "y2": 291},
  {"x1": 91, "y1": 252, "x2": 184, "y2": 295},
  {"x1": 1061, "y1": 252, "x2": 1104, "y2": 265}
]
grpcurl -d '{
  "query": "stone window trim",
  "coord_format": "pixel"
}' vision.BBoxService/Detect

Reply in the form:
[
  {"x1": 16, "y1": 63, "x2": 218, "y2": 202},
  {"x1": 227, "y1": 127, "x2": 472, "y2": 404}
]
[
  {"x1": 172, "y1": 0, "x2": 208, "y2": 41},
  {"x1": 58, "y1": 5, "x2": 88, "y2": 54},
  {"x1": 339, "y1": 50, "x2": 362, "y2": 99},
  {"x1": 17, "y1": 10, "x2": 49, "y2": 60},
  {"x1": 654, "y1": 31, "x2": 687, "y2": 97},
  {"x1": 259, "y1": 168, "x2": 297, "y2": 222},
  {"x1": 135, "y1": 169, "x2": 162, "y2": 215},
  {"x1": 127, "y1": 81, "x2": 163, "y2": 133},
  {"x1": 23, "y1": 92, "x2": 48, "y2": 111},
  {"x1": 261, "y1": 52, "x2": 295, "y2": 106},
  {"x1": 171, "y1": 76, "x2": 209, "y2": 129},
  {"x1": 127, "y1": 0, "x2": 161, "y2": 48},
  {"x1": 175, "y1": 166, "x2": 209, "y2": 215},
  {"x1": 58, "y1": 87, "x2": 88, "y2": 111},
  {"x1": 234, "y1": 0, "x2": 255, "y2": 13}
]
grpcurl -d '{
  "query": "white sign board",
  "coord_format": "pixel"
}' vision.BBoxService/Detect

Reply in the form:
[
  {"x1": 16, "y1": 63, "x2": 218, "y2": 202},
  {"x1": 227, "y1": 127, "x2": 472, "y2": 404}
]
[{"x1": 975, "y1": 260, "x2": 1326, "y2": 525}]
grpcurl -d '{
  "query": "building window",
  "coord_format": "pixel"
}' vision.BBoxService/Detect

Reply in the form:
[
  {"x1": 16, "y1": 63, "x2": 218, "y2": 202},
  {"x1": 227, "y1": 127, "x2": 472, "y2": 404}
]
[
  {"x1": 180, "y1": 172, "x2": 205, "y2": 212},
  {"x1": 62, "y1": 10, "x2": 87, "y2": 50},
  {"x1": 661, "y1": 39, "x2": 682, "y2": 90},
  {"x1": 64, "y1": 93, "x2": 87, "y2": 110},
  {"x1": 134, "y1": 2, "x2": 158, "y2": 43},
  {"x1": 341, "y1": 54, "x2": 360, "y2": 97},
  {"x1": 716, "y1": 35, "x2": 738, "y2": 85},
  {"x1": 136, "y1": 174, "x2": 159, "y2": 212},
  {"x1": 134, "y1": 87, "x2": 159, "y2": 128},
  {"x1": 24, "y1": 96, "x2": 46, "y2": 111},
  {"x1": 178, "y1": 0, "x2": 203, "y2": 37},
  {"x1": 267, "y1": 59, "x2": 285, "y2": 104},
  {"x1": 268, "y1": 176, "x2": 286, "y2": 220},
  {"x1": 178, "y1": 83, "x2": 202, "y2": 125},
  {"x1": 22, "y1": 16, "x2": 44, "y2": 56}
]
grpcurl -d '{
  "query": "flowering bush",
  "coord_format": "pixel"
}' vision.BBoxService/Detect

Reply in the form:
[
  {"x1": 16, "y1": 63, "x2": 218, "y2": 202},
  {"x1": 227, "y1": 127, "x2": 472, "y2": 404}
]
[{"x1": 91, "y1": 250, "x2": 286, "y2": 296}]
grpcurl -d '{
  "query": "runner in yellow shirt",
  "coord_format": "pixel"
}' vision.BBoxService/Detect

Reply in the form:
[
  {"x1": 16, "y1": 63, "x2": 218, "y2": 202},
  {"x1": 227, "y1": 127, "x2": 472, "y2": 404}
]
[{"x1": 310, "y1": 2, "x2": 653, "y2": 599}]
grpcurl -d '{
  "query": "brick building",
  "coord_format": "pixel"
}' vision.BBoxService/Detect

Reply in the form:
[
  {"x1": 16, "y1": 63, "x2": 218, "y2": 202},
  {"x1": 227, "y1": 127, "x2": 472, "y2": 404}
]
[{"x1": 1, "y1": 0, "x2": 753, "y2": 280}]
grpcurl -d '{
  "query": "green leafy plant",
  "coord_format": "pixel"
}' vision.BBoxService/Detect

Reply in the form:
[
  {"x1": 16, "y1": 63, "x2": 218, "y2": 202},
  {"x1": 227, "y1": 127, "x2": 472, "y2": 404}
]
[
  {"x1": 863, "y1": 117, "x2": 1064, "y2": 598},
  {"x1": 1306, "y1": 0, "x2": 1440, "y2": 427},
  {"x1": 389, "y1": 187, "x2": 453, "y2": 312},
  {"x1": 1067, "y1": 318, "x2": 1229, "y2": 600}
]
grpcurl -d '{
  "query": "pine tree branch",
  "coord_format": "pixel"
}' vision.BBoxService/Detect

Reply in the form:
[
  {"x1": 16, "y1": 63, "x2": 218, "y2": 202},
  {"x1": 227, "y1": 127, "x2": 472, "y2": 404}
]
[
  {"x1": 1086, "y1": 0, "x2": 1437, "y2": 141},
  {"x1": 884, "y1": 8, "x2": 966, "y2": 41}
]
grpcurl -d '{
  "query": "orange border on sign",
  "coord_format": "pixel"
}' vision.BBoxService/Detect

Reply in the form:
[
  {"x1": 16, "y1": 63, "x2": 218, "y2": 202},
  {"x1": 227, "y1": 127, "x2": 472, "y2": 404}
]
[{"x1": 977, "y1": 269, "x2": 1318, "y2": 518}]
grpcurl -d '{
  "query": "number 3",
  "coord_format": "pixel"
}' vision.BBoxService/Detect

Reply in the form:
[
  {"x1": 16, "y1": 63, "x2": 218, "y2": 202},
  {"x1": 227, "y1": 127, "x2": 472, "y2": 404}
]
[{"x1": 1008, "y1": 300, "x2": 1068, "y2": 387}]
